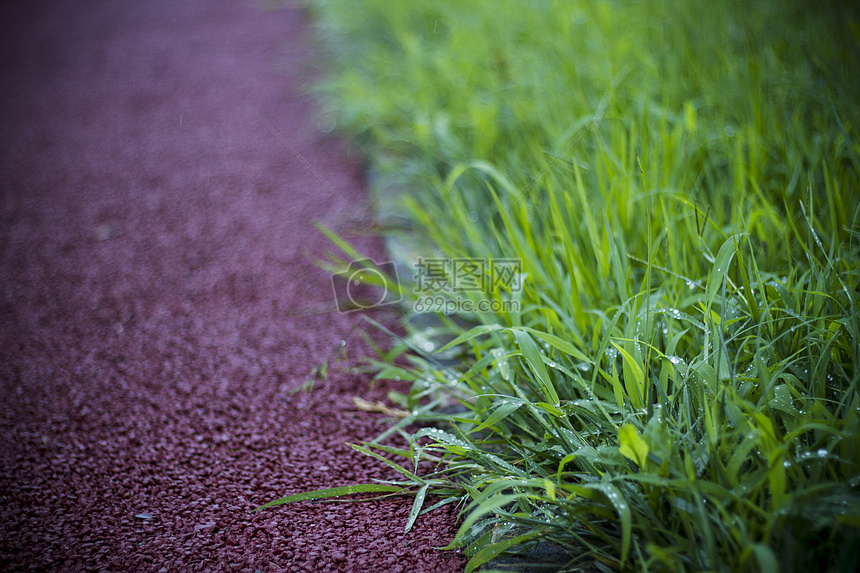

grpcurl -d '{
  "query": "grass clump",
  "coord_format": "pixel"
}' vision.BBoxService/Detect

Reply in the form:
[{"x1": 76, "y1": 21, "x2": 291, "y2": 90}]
[{"x1": 263, "y1": 0, "x2": 860, "y2": 570}]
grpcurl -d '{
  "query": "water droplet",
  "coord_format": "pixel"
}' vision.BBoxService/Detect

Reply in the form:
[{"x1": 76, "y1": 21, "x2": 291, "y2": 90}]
[
  {"x1": 468, "y1": 211, "x2": 478, "y2": 222},
  {"x1": 318, "y1": 114, "x2": 336, "y2": 133}
]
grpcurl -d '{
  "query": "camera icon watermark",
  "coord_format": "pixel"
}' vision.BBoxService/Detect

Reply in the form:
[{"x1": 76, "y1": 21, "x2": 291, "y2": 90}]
[
  {"x1": 331, "y1": 256, "x2": 523, "y2": 315},
  {"x1": 330, "y1": 258, "x2": 402, "y2": 313}
]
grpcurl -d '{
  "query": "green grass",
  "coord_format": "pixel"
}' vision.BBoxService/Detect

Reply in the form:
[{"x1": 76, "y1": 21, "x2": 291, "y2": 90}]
[{"x1": 262, "y1": 0, "x2": 860, "y2": 570}]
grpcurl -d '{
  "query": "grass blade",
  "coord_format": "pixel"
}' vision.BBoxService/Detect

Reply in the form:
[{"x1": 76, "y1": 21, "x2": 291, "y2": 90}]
[
  {"x1": 255, "y1": 484, "x2": 405, "y2": 511},
  {"x1": 405, "y1": 483, "x2": 429, "y2": 533}
]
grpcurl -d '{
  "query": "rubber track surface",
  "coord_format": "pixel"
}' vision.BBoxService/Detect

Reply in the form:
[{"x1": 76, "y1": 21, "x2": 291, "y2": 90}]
[{"x1": 0, "y1": 1, "x2": 465, "y2": 571}]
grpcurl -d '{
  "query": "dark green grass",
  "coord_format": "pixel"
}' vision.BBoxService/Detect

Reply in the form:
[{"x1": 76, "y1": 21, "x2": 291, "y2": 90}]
[{"x1": 263, "y1": 1, "x2": 860, "y2": 571}]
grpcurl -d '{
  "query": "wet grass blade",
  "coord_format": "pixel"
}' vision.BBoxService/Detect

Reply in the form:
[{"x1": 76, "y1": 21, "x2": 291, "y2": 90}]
[
  {"x1": 255, "y1": 484, "x2": 405, "y2": 510},
  {"x1": 404, "y1": 483, "x2": 429, "y2": 533}
]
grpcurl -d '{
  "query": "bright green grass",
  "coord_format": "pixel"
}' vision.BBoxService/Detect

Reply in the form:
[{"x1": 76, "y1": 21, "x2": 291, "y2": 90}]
[{"x1": 264, "y1": 1, "x2": 860, "y2": 571}]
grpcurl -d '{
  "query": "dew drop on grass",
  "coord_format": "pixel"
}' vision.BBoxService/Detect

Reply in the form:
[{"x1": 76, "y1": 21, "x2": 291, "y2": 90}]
[
  {"x1": 817, "y1": 449, "x2": 827, "y2": 457},
  {"x1": 318, "y1": 114, "x2": 336, "y2": 133},
  {"x1": 468, "y1": 211, "x2": 478, "y2": 222}
]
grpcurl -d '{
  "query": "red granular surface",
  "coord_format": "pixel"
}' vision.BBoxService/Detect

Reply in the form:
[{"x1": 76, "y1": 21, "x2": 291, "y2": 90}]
[{"x1": 0, "y1": 1, "x2": 465, "y2": 571}]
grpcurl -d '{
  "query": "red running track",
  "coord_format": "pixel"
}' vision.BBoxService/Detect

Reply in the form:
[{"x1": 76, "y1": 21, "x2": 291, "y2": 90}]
[{"x1": 0, "y1": 1, "x2": 464, "y2": 571}]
